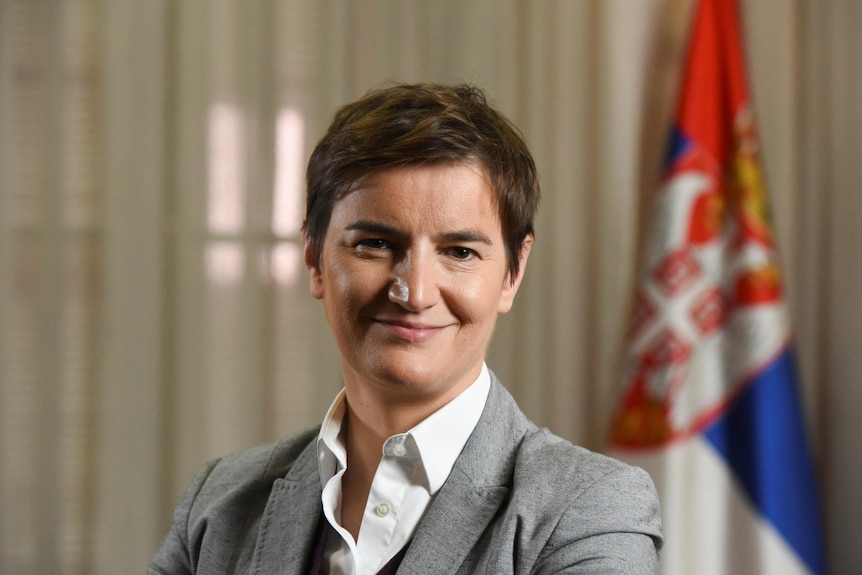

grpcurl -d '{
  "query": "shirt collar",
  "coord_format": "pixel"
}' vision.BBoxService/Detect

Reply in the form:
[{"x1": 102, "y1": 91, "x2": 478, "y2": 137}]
[
  {"x1": 408, "y1": 363, "x2": 490, "y2": 493},
  {"x1": 316, "y1": 363, "x2": 491, "y2": 494},
  {"x1": 317, "y1": 388, "x2": 348, "y2": 488}
]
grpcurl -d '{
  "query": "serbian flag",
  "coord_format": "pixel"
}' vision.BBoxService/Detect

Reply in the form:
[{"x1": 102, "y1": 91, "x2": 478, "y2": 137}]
[{"x1": 607, "y1": 0, "x2": 825, "y2": 573}]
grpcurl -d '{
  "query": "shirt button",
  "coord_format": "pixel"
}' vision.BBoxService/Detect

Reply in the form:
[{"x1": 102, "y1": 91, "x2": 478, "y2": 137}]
[
  {"x1": 374, "y1": 503, "x2": 391, "y2": 517},
  {"x1": 392, "y1": 444, "x2": 407, "y2": 457}
]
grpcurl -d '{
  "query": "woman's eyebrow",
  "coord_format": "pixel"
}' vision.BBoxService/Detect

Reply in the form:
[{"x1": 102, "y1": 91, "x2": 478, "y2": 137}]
[
  {"x1": 345, "y1": 221, "x2": 494, "y2": 245},
  {"x1": 438, "y1": 230, "x2": 493, "y2": 245},
  {"x1": 344, "y1": 220, "x2": 400, "y2": 235}
]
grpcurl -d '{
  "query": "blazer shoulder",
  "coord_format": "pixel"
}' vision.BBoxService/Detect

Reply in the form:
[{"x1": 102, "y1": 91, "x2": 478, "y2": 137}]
[
  {"x1": 150, "y1": 427, "x2": 321, "y2": 574},
  {"x1": 514, "y1": 427, "x2": 660, "y2": 515},
  {"x1": 203, "y1": 426, "x2": 321, "y2": 489},
  {"x1": 513, "y1": 428, "x2": 663, "y2": 565},
  {"x1": 181, "y1": 426, "x2": 321, "y2": 531},
  {"x1": 516, "y1": 427, "x2": 637, "y2": 486}
]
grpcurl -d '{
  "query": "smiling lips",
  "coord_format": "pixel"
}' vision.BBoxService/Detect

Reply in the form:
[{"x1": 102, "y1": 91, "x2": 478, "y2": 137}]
[{"x1": 375, "y1": 319, "x2": 448, "y2": 343}]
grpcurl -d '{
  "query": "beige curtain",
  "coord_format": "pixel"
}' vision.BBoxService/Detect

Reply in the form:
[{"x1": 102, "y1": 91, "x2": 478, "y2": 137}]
[{"x1": 1, "y1": 0, "x2": 859, "y2": 573}]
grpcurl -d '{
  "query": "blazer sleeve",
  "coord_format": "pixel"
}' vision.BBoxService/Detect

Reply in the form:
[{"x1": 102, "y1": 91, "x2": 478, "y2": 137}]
[{"x1": 533, "y1": 463, "x2": 663, "y2": 575}]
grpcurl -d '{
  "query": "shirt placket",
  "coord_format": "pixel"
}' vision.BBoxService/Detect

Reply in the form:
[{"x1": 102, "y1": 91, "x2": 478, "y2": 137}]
[{"x1": 356, "y1": 434, "x2": 419, "y2": 573}]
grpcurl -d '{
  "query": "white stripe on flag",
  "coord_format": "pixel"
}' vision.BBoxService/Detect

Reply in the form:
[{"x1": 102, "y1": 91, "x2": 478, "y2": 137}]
[{"x1": 611, "y1": 438, "x2": 812, "y2": 575}]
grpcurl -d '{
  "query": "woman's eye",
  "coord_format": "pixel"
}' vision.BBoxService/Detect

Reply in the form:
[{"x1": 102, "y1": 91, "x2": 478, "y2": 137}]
[
  {"x1": 448, "y1": 247, "x2": 477, "y2": 260},
  {"x1": 358, "y1": 239, "x2": 389, "y2": 250}
]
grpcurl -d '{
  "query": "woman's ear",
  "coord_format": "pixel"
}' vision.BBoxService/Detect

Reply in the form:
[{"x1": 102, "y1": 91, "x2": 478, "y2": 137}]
[
  {"x1": 498, "y1": 235, "x2": 533, "y2": 314},
  {"x1": 304, "y1": 235, "x2": 324, "y2": 300}
]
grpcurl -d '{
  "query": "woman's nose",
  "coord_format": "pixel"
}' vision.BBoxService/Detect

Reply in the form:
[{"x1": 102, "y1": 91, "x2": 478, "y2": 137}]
[{"x1": 388, "y1": 253, "x2": 439, "y2": 310}]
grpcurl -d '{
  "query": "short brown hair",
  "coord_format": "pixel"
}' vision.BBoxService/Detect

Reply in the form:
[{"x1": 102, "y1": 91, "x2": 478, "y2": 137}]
[{"x1": 303, "y1": 83, "x2": 540, "y2": 281}]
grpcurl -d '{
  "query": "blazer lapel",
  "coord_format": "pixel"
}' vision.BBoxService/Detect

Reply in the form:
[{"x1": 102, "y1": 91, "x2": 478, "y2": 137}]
[
  {"x1": 399, "y1": 479, "x2": 508, "y2": 575},
  {"x1": 249, "y1": 439, "x2": 323, "y2": 575},
  {"x1": 398, "y1": 375, "x2": 531, "y2": 574}
]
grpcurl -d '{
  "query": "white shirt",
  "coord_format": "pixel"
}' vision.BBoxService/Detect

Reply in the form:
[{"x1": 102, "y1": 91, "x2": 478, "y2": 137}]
[{"x1": 316, "y1": 363, "x2": 491, "y2": 575}]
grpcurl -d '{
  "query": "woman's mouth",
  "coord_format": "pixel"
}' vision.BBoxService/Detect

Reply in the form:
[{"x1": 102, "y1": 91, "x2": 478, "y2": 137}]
[{"x1": 375, "y1": 320, "x2": 446, "y2": 342}]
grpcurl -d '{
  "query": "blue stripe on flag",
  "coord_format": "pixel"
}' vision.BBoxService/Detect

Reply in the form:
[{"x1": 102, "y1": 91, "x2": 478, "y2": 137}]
[
  {"x1": 663, "y1": 127, "x2": 690, "y2": 169},
  {"x1": 703, "y1": 351, "x2": 825, "y2": 574}
]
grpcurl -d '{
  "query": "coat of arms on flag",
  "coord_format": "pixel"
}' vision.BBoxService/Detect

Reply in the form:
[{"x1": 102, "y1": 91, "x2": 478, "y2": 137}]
[{"x1": 610, "y1": 106, "x2": 786, "y2": 449}]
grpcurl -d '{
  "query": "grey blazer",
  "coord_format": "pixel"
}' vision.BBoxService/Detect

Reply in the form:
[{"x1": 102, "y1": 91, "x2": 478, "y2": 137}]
[{"x1": 148, "y1": 375, "x2": 662, "y2": 574}]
